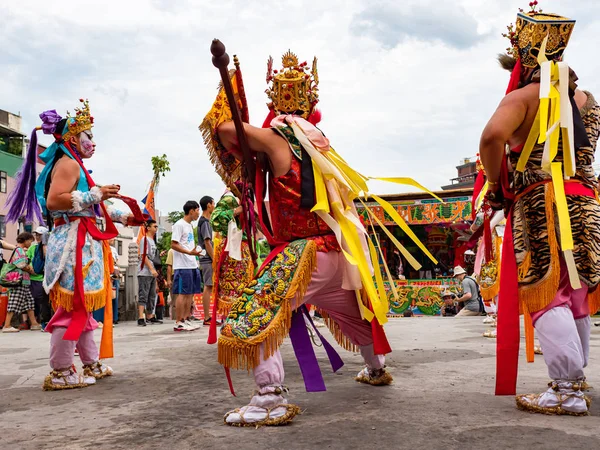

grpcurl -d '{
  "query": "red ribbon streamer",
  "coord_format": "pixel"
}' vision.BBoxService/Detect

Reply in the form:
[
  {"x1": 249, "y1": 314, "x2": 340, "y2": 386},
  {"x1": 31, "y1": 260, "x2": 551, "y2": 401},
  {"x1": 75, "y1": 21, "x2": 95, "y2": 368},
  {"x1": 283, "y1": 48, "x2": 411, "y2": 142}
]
[
  {"x1": 495, "y1": 210, "x2": 520, "y2": 395},
  {"x1": 505, "y1": 58, "x2": 523, "y2": 95}
]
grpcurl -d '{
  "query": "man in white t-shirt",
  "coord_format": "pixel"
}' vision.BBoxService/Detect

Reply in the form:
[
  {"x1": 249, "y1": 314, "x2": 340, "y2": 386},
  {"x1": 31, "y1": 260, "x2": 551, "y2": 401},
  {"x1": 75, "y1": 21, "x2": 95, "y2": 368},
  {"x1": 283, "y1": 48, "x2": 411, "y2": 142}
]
[{"x1": 170, "y1": 200, "x2": 202, "y2": 332}]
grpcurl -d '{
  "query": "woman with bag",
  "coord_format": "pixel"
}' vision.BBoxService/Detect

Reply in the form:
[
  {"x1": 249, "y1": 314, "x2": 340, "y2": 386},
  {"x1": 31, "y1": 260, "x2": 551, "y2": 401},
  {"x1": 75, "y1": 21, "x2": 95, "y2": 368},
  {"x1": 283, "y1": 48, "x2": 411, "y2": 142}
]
[{"x1": 2, "y1": 232, "x2": 41, "y2": 332}]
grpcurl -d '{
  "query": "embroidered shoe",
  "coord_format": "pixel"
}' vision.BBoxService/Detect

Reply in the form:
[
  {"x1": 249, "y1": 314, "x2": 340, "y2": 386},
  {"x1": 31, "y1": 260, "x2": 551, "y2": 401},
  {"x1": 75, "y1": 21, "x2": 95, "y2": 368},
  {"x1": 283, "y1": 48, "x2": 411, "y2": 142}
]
[
  {"x1": 516, "y1": 381, "x2": 590, "y2": 416},
  {"x1": 43, "y1": 368, "x2": 96, "y2": 391},
  {"x1": 355, "y1": 367, "x2": 393, "y2": 386},
  {"x1": 224, "y1": 386, "x2": 300, "y2": 427},
  {"x1": 82, "y1": 361, "x2": 113, "y2": 380}
]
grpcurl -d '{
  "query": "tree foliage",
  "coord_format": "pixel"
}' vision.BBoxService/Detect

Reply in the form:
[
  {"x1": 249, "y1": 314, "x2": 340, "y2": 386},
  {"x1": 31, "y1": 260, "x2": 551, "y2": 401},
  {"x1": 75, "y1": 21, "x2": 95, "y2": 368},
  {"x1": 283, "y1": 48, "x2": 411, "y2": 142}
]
[
  {"x1": 151, "y1": 154, "x2": 171, "y2": 178},
  {"x1": 167, "y1": 211, "x2": 184, "y2": 224}
]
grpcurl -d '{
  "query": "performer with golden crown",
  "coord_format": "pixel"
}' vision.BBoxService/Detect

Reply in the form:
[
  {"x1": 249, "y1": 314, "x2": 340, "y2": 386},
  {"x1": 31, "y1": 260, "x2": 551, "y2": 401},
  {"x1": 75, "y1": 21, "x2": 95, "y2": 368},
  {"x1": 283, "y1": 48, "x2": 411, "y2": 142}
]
[
  {"x1": 479, "y1": 3, "x2": 600, "y2": 415},
  {"x1": 5, "y1": 100, "x2": 143, "y2": 390},
  {"x1": 202, "y1": 45, "x2": 439, "y2": 426}
]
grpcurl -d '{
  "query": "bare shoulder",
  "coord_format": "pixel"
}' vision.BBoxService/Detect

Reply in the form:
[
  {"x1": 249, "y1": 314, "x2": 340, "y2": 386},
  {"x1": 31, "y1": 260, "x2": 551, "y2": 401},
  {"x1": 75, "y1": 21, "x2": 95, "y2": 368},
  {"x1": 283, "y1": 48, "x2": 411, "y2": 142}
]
[
  {"x1": 502, "y1": 83, "x2": 538, "y2": 106},
  {"x1": 54, "y1": 157, "x2": 80, "y2": 174}
]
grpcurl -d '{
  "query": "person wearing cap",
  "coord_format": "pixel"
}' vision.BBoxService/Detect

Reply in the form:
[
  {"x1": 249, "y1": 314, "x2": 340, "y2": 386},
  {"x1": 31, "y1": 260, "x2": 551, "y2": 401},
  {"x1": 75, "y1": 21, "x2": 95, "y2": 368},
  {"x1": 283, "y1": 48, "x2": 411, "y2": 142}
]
[
  {"x1": 27, "y1": 226, "x2": 51, "y2": 329},
  {"x1": 440, "y1": 290, "x2": 457, "y2": 317},
  {"x1": 453, "y1": 266, "x2": 481, "y2": 317}
]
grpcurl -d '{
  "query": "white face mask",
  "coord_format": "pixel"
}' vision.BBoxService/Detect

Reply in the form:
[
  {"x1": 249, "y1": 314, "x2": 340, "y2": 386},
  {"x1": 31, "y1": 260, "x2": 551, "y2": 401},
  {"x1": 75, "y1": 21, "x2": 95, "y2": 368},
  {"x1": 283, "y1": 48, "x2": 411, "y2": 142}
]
[{"x1": 78, "y1": 130, "x2": 96, "y2": 158}]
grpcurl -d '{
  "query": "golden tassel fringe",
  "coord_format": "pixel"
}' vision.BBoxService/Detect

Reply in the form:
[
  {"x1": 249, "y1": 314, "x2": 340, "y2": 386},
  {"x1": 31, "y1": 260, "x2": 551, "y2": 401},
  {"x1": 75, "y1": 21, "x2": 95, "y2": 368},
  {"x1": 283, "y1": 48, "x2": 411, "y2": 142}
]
[
  {"x1": 319, "y1": 310, "x2": 360, "y2": 353},
  {"x1": 50, "y1": 286, "x2": 106, "y2": 313},
  {"x1": 199, "y1": 70, "x2": 243, "y2": 197},
  {"x1": 480, "y1": 282, "x2": 500, "y2": 302},
  {"x1": 518, "y1": 185, "x2": 561, "y2": 314},
  {"x1": 217, "y1": 241, "x2": 317, "y2": 371},
  {"x1": 518, "y1": 252, "x2": 532, "y2": 282}
]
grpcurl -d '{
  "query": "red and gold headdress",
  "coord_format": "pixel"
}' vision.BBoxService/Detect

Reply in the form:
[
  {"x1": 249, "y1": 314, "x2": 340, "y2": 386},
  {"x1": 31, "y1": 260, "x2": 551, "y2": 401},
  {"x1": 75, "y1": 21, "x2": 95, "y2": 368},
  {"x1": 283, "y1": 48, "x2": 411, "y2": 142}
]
[
  {"x1": 63, "y1": 98, "x2": 94, "y2": 141},
  {"x1": 265, "y1": 50, "x2": 319, "y2": 118},
  {"x1": 503, "y1": 2, "x2": 575, "y2": 68}
]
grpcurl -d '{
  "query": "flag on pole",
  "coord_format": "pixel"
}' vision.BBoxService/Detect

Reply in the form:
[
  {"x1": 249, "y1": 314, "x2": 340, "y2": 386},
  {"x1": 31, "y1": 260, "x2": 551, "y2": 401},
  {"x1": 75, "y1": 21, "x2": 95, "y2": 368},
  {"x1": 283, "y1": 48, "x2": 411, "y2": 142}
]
[{"x1": 137, "y1": 176, "x2": 158, "y2": 245}]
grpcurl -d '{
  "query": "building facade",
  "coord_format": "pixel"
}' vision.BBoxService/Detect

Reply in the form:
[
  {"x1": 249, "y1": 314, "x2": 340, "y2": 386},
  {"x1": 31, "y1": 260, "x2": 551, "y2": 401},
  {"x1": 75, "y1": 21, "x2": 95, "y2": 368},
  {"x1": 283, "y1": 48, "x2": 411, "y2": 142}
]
[
  {"x1": 1, "y1": 109, "x2": 29, "y2": 241},
  {"x1": 441, "y1": 157, "x2": 478, "y2": 191}
]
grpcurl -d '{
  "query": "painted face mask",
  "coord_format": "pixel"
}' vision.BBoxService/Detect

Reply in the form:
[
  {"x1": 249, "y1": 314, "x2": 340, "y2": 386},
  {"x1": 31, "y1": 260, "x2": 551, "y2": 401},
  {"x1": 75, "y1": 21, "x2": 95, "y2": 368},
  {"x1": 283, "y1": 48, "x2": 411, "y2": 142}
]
[{"x1": 78, "y1": 130, "x2": 96, "y2": 158}]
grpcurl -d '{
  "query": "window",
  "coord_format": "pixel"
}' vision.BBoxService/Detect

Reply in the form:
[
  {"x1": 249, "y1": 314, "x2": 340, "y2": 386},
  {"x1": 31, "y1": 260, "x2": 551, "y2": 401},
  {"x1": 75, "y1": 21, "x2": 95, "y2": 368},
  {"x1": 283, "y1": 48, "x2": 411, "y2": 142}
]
[
  {"x1": 0, "y1": 215, "x2": 5, "y2": 238},
  {"x1": 117, "y1": 240, "x2": 123, "y2": 256},
  {"x1": 0, "y1": 171, "x2": 6, "y2": 193}
]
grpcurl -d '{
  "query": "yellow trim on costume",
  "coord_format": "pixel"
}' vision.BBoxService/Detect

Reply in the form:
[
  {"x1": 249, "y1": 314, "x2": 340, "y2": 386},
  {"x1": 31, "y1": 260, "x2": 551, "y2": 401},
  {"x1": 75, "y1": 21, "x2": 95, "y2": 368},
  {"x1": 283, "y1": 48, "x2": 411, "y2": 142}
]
[
  {"x1": 513, "y1": 37, "x2": 580, "y2": 290},
  {"x1": 50, "y1": 286, "x2": 106, "y2": 313},
  {"x1": 369, "y1": 177, "x2": 443, "y2": 203},
  {"x1": 287, "y1": 118, "x2": 441, "y2": 326}
]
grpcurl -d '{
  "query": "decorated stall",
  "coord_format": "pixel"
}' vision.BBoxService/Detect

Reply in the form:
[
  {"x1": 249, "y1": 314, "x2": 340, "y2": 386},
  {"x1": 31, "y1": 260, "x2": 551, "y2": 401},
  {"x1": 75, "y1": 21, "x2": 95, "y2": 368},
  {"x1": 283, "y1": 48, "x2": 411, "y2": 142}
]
[{"x1": 356, "y1": 188, "x2": 473, "y2": 316}]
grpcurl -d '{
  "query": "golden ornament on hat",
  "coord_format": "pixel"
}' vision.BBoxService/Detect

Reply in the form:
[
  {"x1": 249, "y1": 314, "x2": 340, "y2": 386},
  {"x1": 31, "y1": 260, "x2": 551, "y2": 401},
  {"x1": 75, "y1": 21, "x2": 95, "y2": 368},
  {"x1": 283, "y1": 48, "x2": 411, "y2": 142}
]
[
  {"x1": 63, "y1": 98, "x2": 94, "y2": 141},
  {"x1": 266, "y1": 50, "x2": 319, "y2": 119},
  {"x1": 502, "y1": 3, "x2": 575, "y2": 68}
]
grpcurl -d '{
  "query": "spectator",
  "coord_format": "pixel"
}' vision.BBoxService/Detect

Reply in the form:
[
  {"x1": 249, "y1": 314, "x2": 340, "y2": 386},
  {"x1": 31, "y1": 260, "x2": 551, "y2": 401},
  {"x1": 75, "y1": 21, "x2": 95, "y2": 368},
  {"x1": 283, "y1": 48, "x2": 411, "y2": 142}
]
[
  {"x1": 440, "y1": 290, "x2": 458, "y2": 317},
  {"x1": 27, "y1": 226, "x2": 51, "y2": 330},
  {"x1": 138, "y1": 220, "x2": 163, "y2": 326},
  {"x1": 171, "y1": 201, "x2": 202, "y2": 332},
  {"x1": 453, "y1": 265, "x2": 482, "y2": 317},
  {"x1": 198, "y1": 195, "x2": 217, "y2": 326},
  {"x1": 109, "y1": 238, "x2": 120, "y2": 325},
  {"x1": 165, "y1": 248, "x2": 176, "y2": 319},
  {"x1": 2, "y1": 232, "x2": 41, "y2": 332},
  {"x1": 0, "y1": 238, "x2": 16, "y2": 261}
]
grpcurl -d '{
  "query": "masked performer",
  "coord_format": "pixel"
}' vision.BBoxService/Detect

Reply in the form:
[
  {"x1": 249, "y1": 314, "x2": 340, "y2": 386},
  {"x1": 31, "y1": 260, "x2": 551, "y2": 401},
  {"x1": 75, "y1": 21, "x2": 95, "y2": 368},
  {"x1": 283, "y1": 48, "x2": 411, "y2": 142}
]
[
  {"x1": 5, "y1": 100, "x2": 138, "y2": 390},
  {"x1": 202, "y1": 49, "x2": 439, "y2": 426},
  {"x1": 479, "y1": 4, "x2": 600, "y2": 415}
]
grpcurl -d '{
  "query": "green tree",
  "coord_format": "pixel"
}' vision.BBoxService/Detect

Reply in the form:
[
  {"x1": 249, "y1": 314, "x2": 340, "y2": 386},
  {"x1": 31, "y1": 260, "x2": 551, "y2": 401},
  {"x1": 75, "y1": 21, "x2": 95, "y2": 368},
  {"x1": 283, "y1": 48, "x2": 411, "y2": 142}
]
[
  {"x1": 151, "y1": 154, "x2": 171, "y2": 178},
  {"x1": 167, "y1": 211, "x2": 184, "y2": 224}
]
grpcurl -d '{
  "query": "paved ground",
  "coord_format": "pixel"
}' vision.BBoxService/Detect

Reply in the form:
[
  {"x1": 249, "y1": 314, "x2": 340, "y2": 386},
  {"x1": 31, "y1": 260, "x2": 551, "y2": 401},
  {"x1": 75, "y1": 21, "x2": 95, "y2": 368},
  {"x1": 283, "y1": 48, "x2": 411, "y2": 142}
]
[{"x1": 1, "y1": 316, "x2": 600, "y2": 449}]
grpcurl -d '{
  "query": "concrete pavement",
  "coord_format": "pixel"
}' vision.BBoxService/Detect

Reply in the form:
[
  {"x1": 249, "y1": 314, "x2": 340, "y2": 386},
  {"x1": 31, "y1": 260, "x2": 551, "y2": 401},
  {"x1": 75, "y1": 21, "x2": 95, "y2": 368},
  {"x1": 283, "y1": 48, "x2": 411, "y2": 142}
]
[{"x1": 1, "y1": 316, "x2": 600, "y2": 449}]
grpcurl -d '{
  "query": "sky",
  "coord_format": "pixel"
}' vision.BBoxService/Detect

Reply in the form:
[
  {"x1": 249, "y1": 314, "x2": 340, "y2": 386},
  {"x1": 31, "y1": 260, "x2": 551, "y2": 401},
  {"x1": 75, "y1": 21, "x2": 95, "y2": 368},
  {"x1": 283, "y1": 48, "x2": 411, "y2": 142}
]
[{"x1": 1, "y1": 0, "x2": 599, "y2": 216}]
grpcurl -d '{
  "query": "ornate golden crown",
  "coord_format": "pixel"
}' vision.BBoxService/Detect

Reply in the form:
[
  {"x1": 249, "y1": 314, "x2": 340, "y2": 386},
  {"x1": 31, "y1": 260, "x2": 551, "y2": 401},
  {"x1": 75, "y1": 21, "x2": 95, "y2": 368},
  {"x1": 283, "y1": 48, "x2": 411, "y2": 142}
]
[
  {"x1": 503, "y1": 3, "x2": 575, "y2": 68},
  {"x1": 63, "y1": 98, "x2": 94, "y2": 140},
  {"x1": 265, "y1": 50, "x2": 319, "y2": 118}
]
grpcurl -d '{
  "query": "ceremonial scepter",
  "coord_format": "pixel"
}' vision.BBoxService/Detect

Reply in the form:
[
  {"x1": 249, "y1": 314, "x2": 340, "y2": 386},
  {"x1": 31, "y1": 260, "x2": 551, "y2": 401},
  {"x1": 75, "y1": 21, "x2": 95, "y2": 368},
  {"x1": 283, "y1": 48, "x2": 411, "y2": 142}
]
[
  {"x1": 210, "y1": 39, "x2": 255, "y2": 183},
  {"x1": 210, "y1": 39, "x2": 258, "y2": 265}
]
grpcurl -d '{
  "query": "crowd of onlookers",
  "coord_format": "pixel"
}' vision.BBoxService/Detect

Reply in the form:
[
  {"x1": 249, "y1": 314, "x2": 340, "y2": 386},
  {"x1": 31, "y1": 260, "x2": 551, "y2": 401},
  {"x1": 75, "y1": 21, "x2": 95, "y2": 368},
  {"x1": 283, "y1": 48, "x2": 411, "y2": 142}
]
[
  {"x1": 135, "y1": 195, "x2": 220, "y2": 332},
  {"x1": 0, "y1": 228, "x2": 124, "y2": 333},
  {"x1": 1, "y1": 195, "x2": 486, "y2": 333},
  {"x1": 1, "y1": 227, "x2": 49, "y2": 332},
  {"x1": 0, "y1": 195, "x2": 221, "y2": 335}
]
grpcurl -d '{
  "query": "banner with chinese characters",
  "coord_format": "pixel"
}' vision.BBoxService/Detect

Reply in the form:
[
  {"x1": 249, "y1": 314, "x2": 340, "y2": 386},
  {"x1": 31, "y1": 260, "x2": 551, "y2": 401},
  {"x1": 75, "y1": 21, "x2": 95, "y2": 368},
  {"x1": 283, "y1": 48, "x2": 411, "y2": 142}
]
[
  {"x1": 385, "y1": 279, "x2": 460, "y2": 316},
  {"x1": 357, "y1": 196, "x2": 472, "y2": 225}
]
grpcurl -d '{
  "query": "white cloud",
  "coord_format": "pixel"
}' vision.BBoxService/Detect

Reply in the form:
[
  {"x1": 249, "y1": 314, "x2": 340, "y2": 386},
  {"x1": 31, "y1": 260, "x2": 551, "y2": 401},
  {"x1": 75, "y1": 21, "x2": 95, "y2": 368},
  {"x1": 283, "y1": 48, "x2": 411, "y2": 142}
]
[{"x1": 1, "y1": 0, "x2": 599, "y2": 215}]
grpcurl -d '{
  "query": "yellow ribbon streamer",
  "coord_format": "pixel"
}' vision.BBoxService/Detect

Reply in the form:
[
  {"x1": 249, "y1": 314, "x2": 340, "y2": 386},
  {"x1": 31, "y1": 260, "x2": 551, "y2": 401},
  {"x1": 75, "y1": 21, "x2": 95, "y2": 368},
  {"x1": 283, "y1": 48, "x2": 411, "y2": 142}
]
[
  {"x1": 516, "y1": 37, "x2": 581, "y2": 290},
  {"x1": 369, "y1": 177, "x2": 443, "y2": 203},
  {"x1": 371, "y1": 194, "x2": 438, "y2": 265}
]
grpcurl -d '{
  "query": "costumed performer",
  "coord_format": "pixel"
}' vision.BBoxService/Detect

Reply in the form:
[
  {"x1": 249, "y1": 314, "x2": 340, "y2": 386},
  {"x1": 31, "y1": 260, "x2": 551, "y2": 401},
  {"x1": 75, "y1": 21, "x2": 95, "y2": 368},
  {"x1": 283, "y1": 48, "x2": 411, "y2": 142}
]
[
  {"x1": 5, "y1": 100, "x2": 141, "y2": 390},
  {"x1": 202, "y1": 49, "x2": 440, "y2": 426},
  {"x1": 479, "y1": 4, "x2": 600, "y2": 415}
]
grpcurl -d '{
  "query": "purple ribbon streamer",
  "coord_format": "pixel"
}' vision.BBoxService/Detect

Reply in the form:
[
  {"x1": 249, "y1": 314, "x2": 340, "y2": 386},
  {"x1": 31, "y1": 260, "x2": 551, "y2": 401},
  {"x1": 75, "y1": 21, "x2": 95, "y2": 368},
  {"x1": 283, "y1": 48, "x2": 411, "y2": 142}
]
[{"x1": 289, "y1": 305, "x2": 344, "y2": 392}]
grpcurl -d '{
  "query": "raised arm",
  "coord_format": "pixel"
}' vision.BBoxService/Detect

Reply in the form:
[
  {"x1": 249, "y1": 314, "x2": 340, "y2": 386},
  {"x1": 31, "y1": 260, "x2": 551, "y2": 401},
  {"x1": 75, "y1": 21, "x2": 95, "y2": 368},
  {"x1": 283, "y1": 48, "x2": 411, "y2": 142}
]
[
  {"x1": 217, "y1": 122, "x2": 291, "y2": 177},
  {"x1": 47, "y1": 158, "x2": 120, "y2": 212},
  {"x1": 479, "y1": 90, "x2": 529, "y2": 187}
]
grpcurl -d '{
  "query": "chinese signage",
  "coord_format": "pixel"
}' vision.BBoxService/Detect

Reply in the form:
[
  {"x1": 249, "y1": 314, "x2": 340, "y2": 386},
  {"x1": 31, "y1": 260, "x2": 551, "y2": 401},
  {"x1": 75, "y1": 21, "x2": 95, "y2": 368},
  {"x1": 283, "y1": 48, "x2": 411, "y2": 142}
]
[{"x1": 357, "y1": 196, "x2": 472, "y2": 225}]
